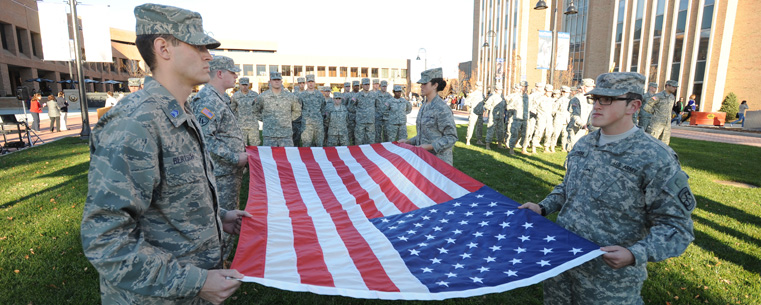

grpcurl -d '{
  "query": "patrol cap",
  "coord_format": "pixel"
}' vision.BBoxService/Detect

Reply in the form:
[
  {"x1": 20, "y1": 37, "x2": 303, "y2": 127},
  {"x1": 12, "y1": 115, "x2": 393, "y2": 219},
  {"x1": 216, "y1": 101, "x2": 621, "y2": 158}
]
[
  {"x1": 333, "y1": 92, "x2": 342, "y2": 99},
  {"x1": 372, "y1": 79, "x2": 380, "y2": 84},
  {"x1": 361, "y1": 78, "x2": 370, "y2": 85},
  {"x1": 561, "y1": 86, "x2": 571, "y2": 92},
  {"x1": 586, "y1": 72, "x2": 645, "y2": 97},
  {"x1": 321, "y1": 86, "x2": 331, "y2": 92},
  {"x1": 648, "y1": 82, "x2": 658, "y2": 88},
  {"x1": 344, "y1": 82, "x2": 351, "y2": 87},
  {"x1": 416, "y1": 67, "x2": 443, "y2": 84},
  {"x1": 380, "y1": 80, "x2": 388, "y2": 86},
  {"x1": 553, "y1": 89, "x2": 561, "y2": 94},
  {"x1": 297, "y1": 77, "x2": 306, "y2": 83},
  {"x1": 393, "y1": 85, "x2": 403, "y2": 92},
  {"x1": 535, "y1": 82, "x2": 545, "y2": 88},
  {"x1": 666, "y1": 80, "x2": 679, "y2": 87},
  {"x1": 239, "y1": 77, "x2": 250, "y2": 85},
  {"x1": 134, "y1": 3, "x2": 220, "y2": 49},
  {"x1": 520, "y1": 81, "x2": 529, "y2": 87},
  {"x1": 544, "y1": 84, "x2": 553, "y2": 91},
  {"x1": 306, "y1": 74, "x2": 315, "y2": 82},
  {"x1": 581, "y1": 78, "x2": 595, "y2": 87},
  {"x1": 270, "y1": 71, "x2": 282, "y2": 80},
  {"x1": 128, "y1": 77, "x2": 142, "y2": 87},
  {"x1": 209, "y1": 56, "x2": 240, "y2": 73},
  {"x1": 352, "y1": 80, "x2": 360, "y2": 86}
]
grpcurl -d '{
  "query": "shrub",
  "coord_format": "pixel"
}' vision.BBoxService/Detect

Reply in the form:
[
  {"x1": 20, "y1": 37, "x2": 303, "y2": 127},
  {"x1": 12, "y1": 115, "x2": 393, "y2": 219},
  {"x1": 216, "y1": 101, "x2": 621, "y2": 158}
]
[{"x1": 718, "y1": 92, "x2": 739, "y2": 120}]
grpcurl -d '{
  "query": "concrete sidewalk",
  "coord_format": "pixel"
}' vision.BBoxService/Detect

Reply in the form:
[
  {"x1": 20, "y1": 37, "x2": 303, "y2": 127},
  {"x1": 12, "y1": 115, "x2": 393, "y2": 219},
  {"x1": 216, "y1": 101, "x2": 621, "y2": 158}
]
[
  {"x1": 1, "y1": 112, "x2": 98, "y2": 153},
  {"x1": 671, "y1": 125, "x2": 761, "y2": 147}
]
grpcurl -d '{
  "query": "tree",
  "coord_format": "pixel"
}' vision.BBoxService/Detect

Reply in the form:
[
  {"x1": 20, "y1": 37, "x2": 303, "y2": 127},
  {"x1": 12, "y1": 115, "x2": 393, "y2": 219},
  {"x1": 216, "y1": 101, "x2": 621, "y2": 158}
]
[
  {"x1": 555, "y1": 63, "x2": 574, "y2": 87},
  {"x1": 718, "y1": 92, "x2": 739, "y2": 120}
]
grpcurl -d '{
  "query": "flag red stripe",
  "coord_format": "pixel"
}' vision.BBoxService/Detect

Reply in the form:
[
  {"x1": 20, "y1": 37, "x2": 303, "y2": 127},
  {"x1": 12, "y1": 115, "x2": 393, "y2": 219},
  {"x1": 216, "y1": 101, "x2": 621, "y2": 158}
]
[
  {"x1": 370, "y1": 143, "x2": 453, "y2": 204},
  {"x1": 392, "y1": 143, "x2": 484, "y2": 192},
  {"x1": 231, "y1": 146, "x2": 268, "y2": 277},
  {"x1": 299, "y1": 149, "x2": 400, "y2": 292},
  {"x1": 323, "y1": 147, "x2": 383, "y2": 219},
  {"x1": 271, "y1": 147, "x2": 335, "y2": 287},
  {"x1": 347, "y1": 146, "x2": 418, "y2": 214}
]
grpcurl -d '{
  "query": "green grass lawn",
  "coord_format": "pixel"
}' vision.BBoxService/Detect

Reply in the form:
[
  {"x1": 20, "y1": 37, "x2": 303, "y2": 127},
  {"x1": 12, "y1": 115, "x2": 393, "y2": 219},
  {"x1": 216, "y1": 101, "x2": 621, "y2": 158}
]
[{"x1": 1, "y1": 126, "x2": 759, "y2": 304}]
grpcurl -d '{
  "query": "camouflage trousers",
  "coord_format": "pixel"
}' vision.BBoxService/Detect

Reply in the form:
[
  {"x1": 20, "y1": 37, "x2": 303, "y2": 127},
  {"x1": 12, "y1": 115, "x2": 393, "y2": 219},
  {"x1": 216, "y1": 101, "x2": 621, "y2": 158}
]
[
  {"x1": 504, "y1": 110, "x2": 515, "y2": 142},
  {"x1": 532, "y1": 114, "x2": 553, "y2": 148},
  {"x1": 355, "y1": 123, "x2": 375, "y2": 145},
  {"x1": 300, "y1": 123, "x2": 324, "y2": 147},
  {"x1": 241, "y1": 127, "x2": 260, "y2": 147},
  {"x1": 326, "y1": 134, "x2": 349, "y2": 147},
  {"x1": 550, "y1": 122, "x2": 568, "y2": 150},
  {"x1": 543, "y1": 262, "x2": 645, "y2": 305},
  {"x1": 347, "y1": 115, "x2": 356, "y2": 145},
  {"x1": 262, "y1": 136, "x2": 294, "y2": 147},
  {"x1": 648, "y1": 123, "x2": 671, "y2": 145},
  {"x1": 637, "y1": 113, "x2": 652, "y2": 132},
  {"x1": 375, "y1": 117, "x2": 385, "y2": 143},
  {"x1": 216, "y1": 171, "x2": 244, "y2": 259},
  {"x1": 485, "y1": 116, "x2": 505, "y2": 145},
  {"x1": 466, "y1": 114, "x2": 483, "y2": 142},
  {"x1": 508, "y1": 119, "x2": 526, "y2": 149},
  {"x1": 292, "y1": 120, "x2": 302, "y2": 146},
  {"x1": 566, "y1": 125, "x2": 587, "y2": 151},
  {"x1": 385, "y1": 123, "x2": 407, "y2": 142},
  {"x1": 522, "y1": 116, "x2": 537, "y2": 149}
]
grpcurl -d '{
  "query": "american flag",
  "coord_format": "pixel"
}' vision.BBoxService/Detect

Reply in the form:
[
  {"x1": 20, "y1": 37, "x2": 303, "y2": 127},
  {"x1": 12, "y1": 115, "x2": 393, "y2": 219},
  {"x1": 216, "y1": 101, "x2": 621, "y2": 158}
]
[{"x1": 231, "y1": 143, "x2": 604, "y2": 300}]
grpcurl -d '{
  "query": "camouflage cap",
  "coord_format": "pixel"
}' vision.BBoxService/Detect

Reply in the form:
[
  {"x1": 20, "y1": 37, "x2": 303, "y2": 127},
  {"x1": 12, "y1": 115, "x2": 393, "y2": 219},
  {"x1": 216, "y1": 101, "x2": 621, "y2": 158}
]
[
  {"x1": 581, "y1": 78, "x2": 595, "y2": 87},
  {"x1": 372, "y1": 79, "x2": 380, "y2": 84},
  {"x1": 238, "y1": 77, "x2": 250, "y2": 85},
  {"x1": 586, "y1": 72, "x2": 645, "y2": 97},
  {"x1": 306, "y1": 74, "x2": 315, "y2": 82},
  {"x1": 320, "y1": 85, "x2": 331, "y2": 92},
  {"x1": 297, "y1": 77, "x2": 306, "y2": 83},
  {"x1": 416, "y1": 67, "x2": 443, "y2": 84},
  {"x1": 648, "y1": 82, "x2": 658, "y2": 88},
  {"x1": 666, "y1": 80, "x2": 679, "y2": 87},
  {"x1": 520, "y1": 81, "x2": 529, "y2": 87},
  {"x1": 380, "y1": 80, "x2": 388, "y2": 86},
  {"x1": 553, "y1": 89, "x2": 561, "y2": 94},
  {"x1": 270, "y1": 71, "x2": 282, "y2": 80},
  {"x1": 535, "y1": 82, "x2": 545, "y2": 88},
  {"x1": 128, "y1": 77, "x2": 142, "y2": 87},
  {"x1": 333, "y1": 92, "x2": 342, "y2": 99},
  {"x1": 134, "y1": 3, "x2": 220, "y2": 49},
  {"x1": 361, "y1": 78, "x2": 370, "y2": 85},
  {"x1": 352, "y1": 80, "x2": 360, "y2": 86},
  {"x1": 545, "y1": 84, "x2": 554, "y2": 91},
  {"x1": 561, "y1": 85, "x2": 571, "y2": 92},
  {"x1": 344, "y1": 82, "x2": 351, "y2": 87},
  {"x1": 393, "y1": 85, "x2": 403, "y2": 92},
  {"x1": 209, "y1": 55, "x2": 240, "y2": 73}
]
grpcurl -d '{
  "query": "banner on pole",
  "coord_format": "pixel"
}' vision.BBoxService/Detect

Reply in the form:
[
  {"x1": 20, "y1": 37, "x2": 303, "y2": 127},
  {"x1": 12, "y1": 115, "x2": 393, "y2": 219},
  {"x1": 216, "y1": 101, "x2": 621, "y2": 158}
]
[
  {"x1": 496, "y1": 58, "x2": 504, "y2": 80},
  {"x1": 79, "y1": 5, "x2": 113, "y2": 63},
  {"x1": 37, "y1": 2, "x2": 71, "y2": 61},
  {"x1": 536, "y1": 31, "x2": 552, "y2": 70},
  {"x1": 555, "y1": 32, "x2": 571, "y2": 71}
]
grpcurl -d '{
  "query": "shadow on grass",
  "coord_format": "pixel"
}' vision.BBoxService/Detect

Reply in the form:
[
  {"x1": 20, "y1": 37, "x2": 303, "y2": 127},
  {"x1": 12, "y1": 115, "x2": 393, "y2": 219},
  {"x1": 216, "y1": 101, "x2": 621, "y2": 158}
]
[
  {"x1": 0, "y1": 162, "x2": 88, "y2": 209},
  {"x1": 697, "y1": 195, "x2": 761, "y2": 229},
  {"x1": 671, "y1": 138, "x2": 761, "y2": 186}
]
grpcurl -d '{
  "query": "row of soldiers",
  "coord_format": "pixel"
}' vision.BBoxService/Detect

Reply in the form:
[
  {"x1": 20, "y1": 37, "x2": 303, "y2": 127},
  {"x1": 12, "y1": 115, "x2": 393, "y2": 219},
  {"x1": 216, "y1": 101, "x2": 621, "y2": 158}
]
[{"x1": 229, "y1": 72, "x2": 412, "y2": 148}]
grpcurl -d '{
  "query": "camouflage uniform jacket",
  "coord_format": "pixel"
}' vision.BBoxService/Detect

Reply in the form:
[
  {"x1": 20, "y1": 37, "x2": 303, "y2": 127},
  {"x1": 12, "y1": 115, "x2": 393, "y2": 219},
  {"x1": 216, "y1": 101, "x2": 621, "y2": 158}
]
[
  {"x1": 253, "y1": 89, "x2": 301, "y2": 138},
  {"x1": 190, "y1": 84, "x2": 246, "y2": 177},
  {"x1": 376, "y1": 91, "x2": 393, "y2": 120},
  {"x1": 569, "y1": 93, "x2": 593, "y2": 128},
  {"x1": 408, "y1": 95, "x2": 458, "y2": 165},
  {"x1": 554, "y1": 96, "x2": 571, "y2": 124},
  {"x1": 643, "y1": 90, "x2": 675, "y2": 124},
  {"x1": 528, "y1": 91, "x2": 544, "y2": 116},
  {"x1": 511, "y1": 93, "x2": 530, "y2": 120},
  {"x1": 325, "y1": 103, "x2": 349, "y2": 136},
  {"x1": 230, "y1": 90, "x2": 259, "y2": 127},
  {"x1": 535, "y1": 95, "x2": 556, "y2": 117},
  {"x1": 484, "y1": 94, "x2": 505, "y2": 118},
  {"x1": 352, "y1": 91, "x2": 377, "y2": 124},
  {"x1": 538, "y1": 128, "x2": 694, "y2": 282},
  {"x1": 345, "y1": 92, "x2": 358, "y2": 121},
  {"x1": 466, "y1": 90, "x2": 485, "y2": 115},
  {"x1": 298, "y1": 90, "x2": 325, "y2": 126},
  {"x1": 81, "y1": 77, "x2": 224, "y2": 304},
  {"x1": 504, "y1": 93, "x2": 519, "y2": 111},
  {"x1": 385, "y1": 97, "x2": 412, "y2": 125}
]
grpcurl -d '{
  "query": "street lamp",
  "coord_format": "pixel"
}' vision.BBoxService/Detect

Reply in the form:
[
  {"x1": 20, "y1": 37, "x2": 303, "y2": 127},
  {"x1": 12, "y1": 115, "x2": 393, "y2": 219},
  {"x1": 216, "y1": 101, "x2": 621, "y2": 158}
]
[
  {"x1": 534, "y1": 0, "x2": 577, "y2": 86},
  {"x1": 483, "y1": 30, "x2": 497, "y2": 92},
  {"x1": 416, "y1": 48, "x2": 427, "y2": 70}
]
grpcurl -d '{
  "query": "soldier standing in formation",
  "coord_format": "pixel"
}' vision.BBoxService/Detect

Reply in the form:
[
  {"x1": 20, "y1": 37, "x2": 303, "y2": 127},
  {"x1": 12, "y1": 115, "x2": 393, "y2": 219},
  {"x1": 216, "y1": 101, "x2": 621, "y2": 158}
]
[
  {"x1": 375, "y1": 80, "x2": 393, "y2": 142},
  {"x1": 82, "y1": 4, "x2": 249, "y2": 304},
  {"x1": 642, "y1": 80, "x2": 679, "y2": 145},
  {"x1": 297, "y1": 75, "x2": 326, "y2": 147},
  {"x1": 465, "y1": 83, "x2": 485, "y2": 146},
  {"x1": 325, "y1": 92, "x2": 350, "y2": 146},
  {"x1": 550, "y1": 86, "x2": 572, "y2": 152},
  {"x1": 520, "y1": 72, "x2": 694, "y2": 305},
  {"x1": 346, "y1": 80, "x2": 360, "y2": 144},
  {"x1": 566, "y1": 78, "x2": 595, "y2": 151},
  {"x1": 254, "y1": 72, "x2": 301, "y2": 147},
  {"x1": 292, "y1": 77, "x2": 306, "y2": 145},
  {"x1": 230, "y1": 76, "x2": 260, "y2": 146},
  {"x1": 531, "y1": 84, "x2": 556, "y2": 154},
  {"x1": 508, "y1": 82, "x2": 530, "y2": 155},
  {"x1": 399, "y1": 68, "x2": 458, "y2": 165},
  {"x1": 384, "y1": 84, "x2": 412, "y2": 142},
  {"x1": 372, "y1": 78, "x2": 381, "y2": 93},
  {"x1": 521, "y1": 82, "x2": 544, "y2": 154},
  {"x1": 504, "y1": 84, "x2": 520, "y2": 147},
  {"x1": 293, "y1": 77, "x2": 305, "y2": 94},
  {"x1": 343, "y1": 81, "x2": 351, "y2": 94},
  {"x1": 637, "y1": 82, "x2": 659, "y2": 131},
  {"x1": 352, "y1": 78, "x2": 377, "y2": 145},
  {"x1": 484, "y1": 88, "x2": 506, "y2": 150}
]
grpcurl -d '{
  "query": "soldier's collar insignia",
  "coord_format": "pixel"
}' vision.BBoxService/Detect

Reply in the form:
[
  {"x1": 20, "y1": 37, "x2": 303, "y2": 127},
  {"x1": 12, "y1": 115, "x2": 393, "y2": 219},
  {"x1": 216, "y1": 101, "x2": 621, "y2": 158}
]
[{"x1": 170, "y1": 109, "x2": 179, "y2": 118}]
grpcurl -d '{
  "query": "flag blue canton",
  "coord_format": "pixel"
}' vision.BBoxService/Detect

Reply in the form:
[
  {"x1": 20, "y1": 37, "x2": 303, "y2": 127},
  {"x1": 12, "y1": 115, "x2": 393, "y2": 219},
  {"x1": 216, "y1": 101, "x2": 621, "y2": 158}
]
[{"x1": 370, "y1": 186, "x2": 600, "y2": 293}]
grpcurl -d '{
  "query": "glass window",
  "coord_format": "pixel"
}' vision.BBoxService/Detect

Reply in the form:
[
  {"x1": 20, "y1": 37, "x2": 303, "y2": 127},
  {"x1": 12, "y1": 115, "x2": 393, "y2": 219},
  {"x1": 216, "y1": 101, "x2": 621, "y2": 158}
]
[
  {"x1": 613, "y1": 43, "x2": 621, "y2": 71},
  {"x1": 671, "y1": 63, "x2": 680, "y2": 81},
  {"x1": 269, "y1": 65, "x2": 278, "y2": 73},
  {"x1": 617, "y1": 0, "x2": 625, "y2": 22},
  {"x1": 635, "y1": 0, "x2": 644, "y2": 19},
  {"x1": 317, "y1": 66, "x2": 326, "y2": 77},
  {"x1": 676, "y1": 10, "x2": 687, "y2": 33},
  {"x1": 631, "y1": 40, "x2": 640, "y2": 67},
  {"x1": 401, "y1": 69, "x2": 407, "y2": 78},
  {"x1": 390, "y1": 68, "x2": 398, "y2": 78},
  {"x1": 672, "y1": 35, "x2": 684, "y2": 63},
  {"x1": 654, "y1": 16, "x2": 664, "y2": 37},
  {"x1": 634, "y1": 19, "x2": 642, "y2": 39},
  {"x1": 16, "y1": 27, "x2": 24, "y2": 53},
  {"x1": 340, "y1": 67, "x2": 347, "y2": 77},
  {"x1": 361, "y1": 67, "x2": 368, "y2": 77},
  {"x1": 651, "y1": 38, "x2": 660, "y2": 65},
  {"x1": 329, "y1": 66, "x2": 337, "y2": 77},
  {"x1": 294, "y1": 66, "x2": 303, "y2": 76},
  {"x1": 282, "y1": 65, "x2": 292, "y2": 76},
  {"x1": 697, "y1": 30, "x2": 710, "y2": 61},
  {"x1": 256, "y1": 64, "x2": 266, "y2": 76},
  {"x1": 694, "y1": 61, "x2": 706, "y2": 82},
  {"x1": 371, "y1": 68, "x2": 379, "y2": 78},
  {"x1": 615, "y1": 22, "x2": 623, "y2": 42},
  {"x1": 381, "y1": 68, "x2": 389, "y2": 78},
  {"x1": 306, "y1": 66, "x2": 314, "y2": 74},
  {"x1": 351, "y1": 67, "x2": 358, "y2": 77},
  {"x1": 702, "y1": 5, "x2": 714, "y2": 30},
  {"x1": 0, "y1": 23, "x2": 8, "y2": 50}
]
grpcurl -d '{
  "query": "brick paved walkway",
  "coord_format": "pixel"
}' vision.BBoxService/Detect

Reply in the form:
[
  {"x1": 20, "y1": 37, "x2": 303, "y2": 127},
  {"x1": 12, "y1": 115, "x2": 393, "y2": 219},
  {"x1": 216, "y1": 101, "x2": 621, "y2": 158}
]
[{"x1": 671, "y1": 125, "x2": 761, "y2": 147}]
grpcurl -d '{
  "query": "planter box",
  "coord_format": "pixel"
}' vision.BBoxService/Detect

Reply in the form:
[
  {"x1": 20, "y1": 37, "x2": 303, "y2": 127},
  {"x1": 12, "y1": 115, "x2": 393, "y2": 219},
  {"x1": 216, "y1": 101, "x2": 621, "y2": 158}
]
[{"x1": 689, "y1": 111, "x2": 726, "y2": 126}]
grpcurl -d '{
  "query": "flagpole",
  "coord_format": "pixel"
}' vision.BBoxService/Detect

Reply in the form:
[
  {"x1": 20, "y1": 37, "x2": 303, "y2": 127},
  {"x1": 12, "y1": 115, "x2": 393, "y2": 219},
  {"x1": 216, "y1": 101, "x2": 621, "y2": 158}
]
[{"x1": 69, "y1": 0, "x2": 90, "y2": 140}]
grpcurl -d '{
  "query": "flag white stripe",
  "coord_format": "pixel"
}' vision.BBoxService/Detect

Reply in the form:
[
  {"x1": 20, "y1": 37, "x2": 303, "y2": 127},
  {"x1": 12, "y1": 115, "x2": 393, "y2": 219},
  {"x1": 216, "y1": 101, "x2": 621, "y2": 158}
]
[
  {"x1": 259, "y1": 147, "x2": 300, "y2": 283},
  {"x1": 312, "y1": 148, "x2": 429, "y2": 293},
  {"x1": 285, "y1": 148, "x2": 368, "y2": 290},
  {"x1": 358, "y1": 145, "x2": 436, "y2": 209},
  {"x1": 382, "y1": 143, "x2": 470, "y2": 199},
  {"x1": 333, "y1": 146, "x2": 401, "y2": 216}
]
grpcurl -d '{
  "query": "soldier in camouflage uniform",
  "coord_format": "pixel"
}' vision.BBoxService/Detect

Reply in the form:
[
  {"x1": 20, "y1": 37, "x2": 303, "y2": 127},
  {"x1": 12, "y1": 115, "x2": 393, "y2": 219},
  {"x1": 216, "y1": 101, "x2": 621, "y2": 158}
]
[
  {"x1": 325, "y1": 92, "x2": 350, "y2": 146},
  {"x1": 465, "y1": 83, "x2": 485, "y2": 146},
  {"x1": 531, "y1": 84, "x2": 556, "y2": 153},
  {"x1": 399, "y1": 68, "x2": 458, "y2": 165},
  {"x1": 298, "y1": 74, "x2": 325, "y2": 147},
  {"x1": 504, "y1": 84, "x2": 520, "y2": 147},
  {"x1": 520, "y1": 72, "x2": 694, "y2": 305},
  {"x1": 291, "y1": 77, "x2": 306, "y2": 145},
  {"x1": 127, "y1": 77, "x2": 143, "y2": 93},
  {"x1": 320, "y1": 86, "x2": 333, "y2": 143},
  {"x1": 351, "y1": 78, "x2": 377, "y2": 145},
  {"x1": 372, "y1": 78, "x2": 380, "y2": 93},
  {"x1": 375, "y1": 80, "x2": 392, "y2": 142},
  {"x1": 81, "y1": 4, "x2": 249, "y2": 304},
  {"x1": 566, "y1": 78, "x2": 595, "y2": 151},
  {"x1": 293, "y1": 77, "x2": 305, "y2": 94},
  {"x1": 384, "y1": 84, "x2": 412, "y2": 142},
  {"x1": 550, "y1": 86, "x2": 572, "y2": 152},
  {"x1": 642, "y1": 80, "x2": 677, "y2": 145},
  {"x1": 346, "y1": 80, "x2": 360, "y2": 145},
  {"x1": 637, "y1": 82, "x2": 658, "y2": 131},
  {"x1": 484, "y1": 88, "x2": 506, "y2": 150},
  {"x1": 230, "y1": 76, "x2": 260, "y2": 146},
  {"x1": 521, "y1": 82, "x2": 544, "y2": 154},
  {"x1": 508, "y1": 82, "x2": 530, "y2": 155},
  {"x1": 343, "y1": 81, "x2": 351, "y2": 94},
  {"x1": 253, "y1": 72, "x2": 302, "y2": 147}
]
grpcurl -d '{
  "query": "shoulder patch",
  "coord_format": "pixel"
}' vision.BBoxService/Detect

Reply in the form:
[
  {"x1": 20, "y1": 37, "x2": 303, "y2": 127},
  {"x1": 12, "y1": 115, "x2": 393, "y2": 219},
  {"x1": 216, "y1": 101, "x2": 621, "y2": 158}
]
[
  {"x1": 197, "y1": 115, "x2": 210, "y2": 126},
  {"x1": 665, "y1": 171, "x2": 695, "y2": 211},
  {"x1": 201, "y1": 107, "x2": 215, "y2": 119}
]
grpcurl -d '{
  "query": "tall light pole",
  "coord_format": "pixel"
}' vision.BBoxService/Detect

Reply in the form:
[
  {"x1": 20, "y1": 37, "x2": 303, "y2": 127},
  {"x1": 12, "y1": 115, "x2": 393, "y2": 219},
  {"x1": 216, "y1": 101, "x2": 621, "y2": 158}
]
[
  {"x1": 416, "y1": 48, "x2": 427, "y2": 70},
  {"x1": 534, "y1": 0, "x2": 577, "y2": 87},
  {"x1": 482, "y1": 30, "x2": 497, "y2": 93},
  {"x1": 68, "y1": 0, "x2": 90, "y2": 140}
]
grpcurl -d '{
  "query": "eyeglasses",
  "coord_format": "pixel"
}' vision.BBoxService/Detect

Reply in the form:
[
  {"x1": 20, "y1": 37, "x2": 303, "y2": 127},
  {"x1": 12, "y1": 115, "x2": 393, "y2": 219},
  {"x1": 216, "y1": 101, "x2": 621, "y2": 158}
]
[{"x1": 589, "y1": 96, "x2": 631, "y2": 105}]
